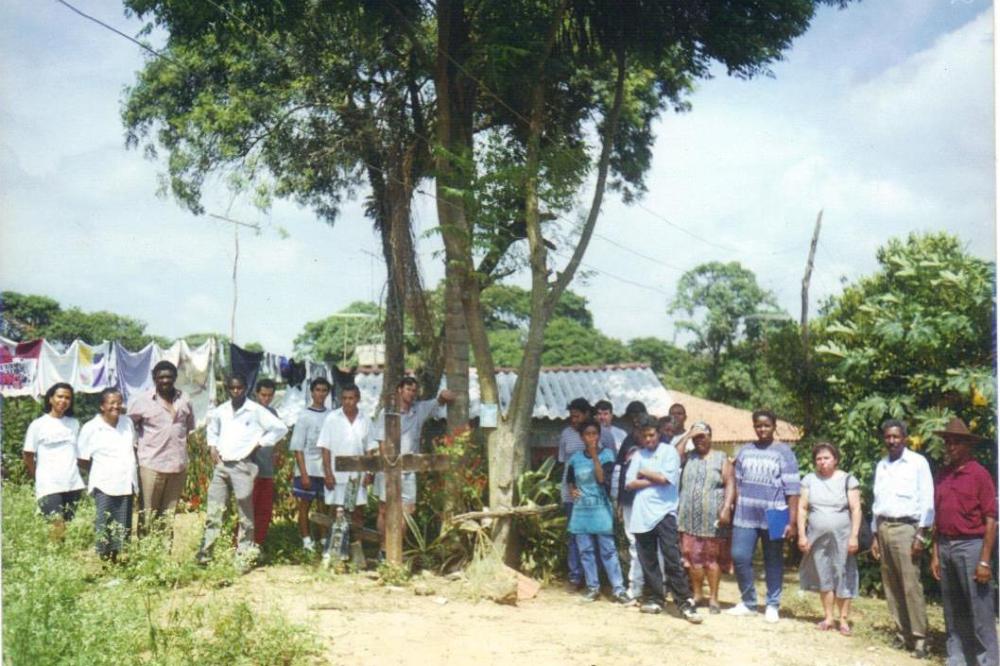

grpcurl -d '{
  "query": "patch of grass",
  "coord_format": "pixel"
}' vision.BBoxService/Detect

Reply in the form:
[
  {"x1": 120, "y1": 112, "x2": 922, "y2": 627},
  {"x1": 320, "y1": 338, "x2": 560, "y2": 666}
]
[{"x1": 3, "y1": 483, "x2": 321, "y2": 665}]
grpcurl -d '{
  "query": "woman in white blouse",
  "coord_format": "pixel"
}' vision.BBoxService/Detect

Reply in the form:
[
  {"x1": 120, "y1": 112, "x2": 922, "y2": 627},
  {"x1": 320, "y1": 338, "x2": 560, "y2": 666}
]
[
  {"x1": 22, "y1": 382, "x2": 85, "y2": 524},
  {"x1": 78, "y1": 387, "x2": 139, "y2": 561}
]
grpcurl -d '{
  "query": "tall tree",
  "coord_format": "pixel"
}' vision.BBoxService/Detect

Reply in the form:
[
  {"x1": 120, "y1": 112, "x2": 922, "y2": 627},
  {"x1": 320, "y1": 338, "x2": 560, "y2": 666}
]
[
  {"x1": 122, "y1": 0, "x2": 439, "y2": 401},
  {"x1": 669, "y1": 261, "x2": 784, "y2": 400},
  {"x1": 431, "y1": 0, "x2": 852, "y2": 558}
]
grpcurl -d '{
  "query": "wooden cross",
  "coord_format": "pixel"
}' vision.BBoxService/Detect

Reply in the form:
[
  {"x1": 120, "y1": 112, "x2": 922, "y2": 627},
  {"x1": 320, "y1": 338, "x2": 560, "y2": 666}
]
[{"x1": 335, "y1": 409, "x2": 452, "y2": 565}]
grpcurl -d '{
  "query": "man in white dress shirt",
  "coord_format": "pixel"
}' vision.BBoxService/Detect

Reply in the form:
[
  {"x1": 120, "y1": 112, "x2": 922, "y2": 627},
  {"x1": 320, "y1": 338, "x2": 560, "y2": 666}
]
[
  {"x1": 196, "y1": 375, "x2": 288, "y2": 567},
  {"x1": 870, "y1": 418, "x2": 935, "y2": 659}
]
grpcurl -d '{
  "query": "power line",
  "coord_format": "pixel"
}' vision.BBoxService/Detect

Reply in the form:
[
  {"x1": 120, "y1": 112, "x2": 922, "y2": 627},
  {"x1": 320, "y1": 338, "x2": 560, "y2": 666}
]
[
  {"x1": 59, "y1": 0, "x2": 708, "y2": 299},
  {"x1": 53, "y1": 0, "x2": 182, "y2": 66}
]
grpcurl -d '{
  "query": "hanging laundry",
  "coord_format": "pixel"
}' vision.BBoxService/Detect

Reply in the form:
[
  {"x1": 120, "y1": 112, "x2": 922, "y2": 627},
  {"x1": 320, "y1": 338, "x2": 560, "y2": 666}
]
[
  {"x1": 260, "y1": 351, "x2": 284, "y2": 380},
  {"x1": 282, "y1": 358, "x2": 306, "y2": 386},
  {"x1": 37, "y1": 340, "x2": 78, "y2": 391},
  {"x1": 159, "y1": 340, "x2": 182, "y2": 369},
  {"x1": 331, "y1": 365, "x2": 356, "y2": 390},
  {"x1": 76, "y1": 341, "x2": 112, "y2": 391},
  {"x1": 274, "y1": 383, "x2": 308, "y2": 427},
  {"x1": 113, "y1": 341, "x2": 159, "y2": 406},
  {"x1": 0, "y1": 337, "x2": 43, "y2": 397},
  {"x1": 177, "y1": 339, "x2": 216, "y2": 426},
  {"x1": 229, "y1": 343, "x2": 263, "y2": 390}
]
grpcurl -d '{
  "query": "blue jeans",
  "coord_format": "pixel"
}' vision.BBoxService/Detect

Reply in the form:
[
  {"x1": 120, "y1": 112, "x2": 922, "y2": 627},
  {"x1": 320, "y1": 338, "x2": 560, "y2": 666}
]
[
  {"x1": 731, "y1": 526, "x2": 785, "y2": 609},
  {"x1": 575, "y1": 533, "x2": 625, "y2": 595},
  {"x1": 564, "y1": 502, "x2": 583, "y2": 583}
]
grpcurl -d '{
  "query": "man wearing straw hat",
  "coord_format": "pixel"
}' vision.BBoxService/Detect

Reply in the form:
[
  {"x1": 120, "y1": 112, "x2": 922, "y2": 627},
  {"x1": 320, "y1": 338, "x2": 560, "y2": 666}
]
[{"x1": 930, "y1": 417, "x2": 998, "y2": 666}]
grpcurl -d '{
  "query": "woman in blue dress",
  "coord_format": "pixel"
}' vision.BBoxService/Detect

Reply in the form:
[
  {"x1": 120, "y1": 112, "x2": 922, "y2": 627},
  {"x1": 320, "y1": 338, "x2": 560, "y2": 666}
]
[{"x1": 567, "y1": 418, "x2": 628, "y2": 604}]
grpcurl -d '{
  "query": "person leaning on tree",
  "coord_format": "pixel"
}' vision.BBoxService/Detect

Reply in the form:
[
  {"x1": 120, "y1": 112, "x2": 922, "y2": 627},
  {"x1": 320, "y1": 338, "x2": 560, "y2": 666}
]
[
  {"x1": 372, "y1": 378, "x2": 455, "y2": 561},
  {"x1": 127, "y1": 360, "x2": 195, "y2": 537},
  {"x1": 930, "y1": 417, "x2": 998, "y2": 666},
  {"x1": 871, "y1": 418, "x2": 935, "y2": 660}
]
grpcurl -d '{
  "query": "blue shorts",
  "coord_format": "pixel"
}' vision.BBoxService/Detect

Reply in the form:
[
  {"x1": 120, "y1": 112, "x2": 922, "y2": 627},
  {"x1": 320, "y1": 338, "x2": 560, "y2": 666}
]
[{"x1": 292, "y1": 475, "x2": 326, "y2": 502}]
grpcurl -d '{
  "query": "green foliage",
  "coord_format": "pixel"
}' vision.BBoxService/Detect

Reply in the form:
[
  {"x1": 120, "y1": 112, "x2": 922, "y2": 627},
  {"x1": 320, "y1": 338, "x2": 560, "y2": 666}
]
[
  {"x1": 1, "y1": 290, "x2": 168, "y2": 348},
  {"x1": 475, "y1": 284, "x2": 630, "y2": 367},
  {"x1": 408, "y1": 430, "x2": 488, "y2": 572},
  {"x1": 666, "y1": 262, "x2": 795, "y2": 412},
  {"x1": 512, "y1": 457, "x2": 566, "y2": 581},
  {"x1": 814, "y1": 232, "x2": 996, "y2": 481},
  {"x1": 293, "y1": 301, "x2": 383, "y2": 367},
  {"x1": 2, "y1": 484, "x2": 320, "y2": 665}
]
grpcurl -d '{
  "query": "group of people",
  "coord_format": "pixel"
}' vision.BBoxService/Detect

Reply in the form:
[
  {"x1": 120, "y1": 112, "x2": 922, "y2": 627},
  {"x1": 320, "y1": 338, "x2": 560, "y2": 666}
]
[
  {"x1": 21, "y1": 364, "x2": 454, "y2": 570},
  {"x1": 21, "y1": 370, "x2": 997, "y2": 664},
  {"x1": 559, "y1": 399, "x2": 997, "y2": 665}
]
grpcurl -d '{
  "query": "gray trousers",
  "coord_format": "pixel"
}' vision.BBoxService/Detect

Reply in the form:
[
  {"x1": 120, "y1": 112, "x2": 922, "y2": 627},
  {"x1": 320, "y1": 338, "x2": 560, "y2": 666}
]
[
  {"x1": 939, "y1": 537, "x2": 999, "y2": 666},
  {"x1": 198, "y1": 459, "x2": 258, "y2": 558}
]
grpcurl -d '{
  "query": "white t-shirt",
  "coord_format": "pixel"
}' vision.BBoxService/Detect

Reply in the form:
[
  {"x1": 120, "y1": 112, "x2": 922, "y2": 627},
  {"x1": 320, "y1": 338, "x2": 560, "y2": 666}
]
[
  {"x1": 23, "y1": 414, "x2": 85, "y2": 499},
  {"x1": 77, "y1": 415, "x2": 139, "y2": 496},
  {"x1": 289, "y1": 406, "x2": 330, "y2": 477},
  {"x1": 317, "y1": 407, "x2": 377, "y2": 484}
]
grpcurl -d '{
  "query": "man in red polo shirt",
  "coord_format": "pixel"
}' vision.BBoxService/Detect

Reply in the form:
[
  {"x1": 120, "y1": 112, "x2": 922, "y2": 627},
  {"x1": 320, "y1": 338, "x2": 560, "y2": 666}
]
[{"x1": 930, "y1": 417, "x2": 998, "y2": 666}]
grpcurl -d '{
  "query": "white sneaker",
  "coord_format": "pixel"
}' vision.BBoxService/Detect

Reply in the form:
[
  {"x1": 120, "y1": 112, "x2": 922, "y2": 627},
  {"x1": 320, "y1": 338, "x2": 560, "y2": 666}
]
[
  {"x1": 764, "y1": 606, "x2": 780, "y2": 623},
  {"x1": 725, "y1": 603, "x2": 756, "y2": 617},
  {"x1": 302, "y1": 536, "x2": 315, "y2": 552}
]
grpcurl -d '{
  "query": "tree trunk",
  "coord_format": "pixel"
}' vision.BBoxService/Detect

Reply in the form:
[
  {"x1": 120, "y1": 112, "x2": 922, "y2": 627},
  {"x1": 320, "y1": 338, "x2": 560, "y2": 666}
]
[{"x1": 435, "y1": 0, "x2": 478, "y2": 516}]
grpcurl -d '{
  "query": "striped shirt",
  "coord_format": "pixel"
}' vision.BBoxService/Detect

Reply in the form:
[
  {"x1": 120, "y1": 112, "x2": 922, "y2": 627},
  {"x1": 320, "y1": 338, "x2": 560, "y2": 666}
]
[{"x1": 733, "y1": 441, "x2": 800, "y2": 530}]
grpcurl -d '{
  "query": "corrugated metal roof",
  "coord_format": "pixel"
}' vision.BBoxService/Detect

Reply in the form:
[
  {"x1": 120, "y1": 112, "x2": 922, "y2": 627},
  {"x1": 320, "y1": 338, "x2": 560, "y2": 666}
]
[{"x1": 351, "y1": 364, "x2": 672, "y2": 421}]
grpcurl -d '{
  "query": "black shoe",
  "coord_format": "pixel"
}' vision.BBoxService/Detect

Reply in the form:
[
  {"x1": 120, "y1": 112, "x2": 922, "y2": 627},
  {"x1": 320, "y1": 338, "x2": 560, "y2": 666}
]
[
  {"x1": 565, "y1": 580, "x2": 584, "y2": 593},
  {"x1": 612, "y1": 592, "x2": 633, "y2": 606},
  {"x1": 680, "y1": 603, "x2": 703, "y2": 624},
  {"x1": 891, "y1": 635, "x2": 907, "y2": 651},
  {"x1": 580, "y1": 589, "x2": 600, "y2": 603}
]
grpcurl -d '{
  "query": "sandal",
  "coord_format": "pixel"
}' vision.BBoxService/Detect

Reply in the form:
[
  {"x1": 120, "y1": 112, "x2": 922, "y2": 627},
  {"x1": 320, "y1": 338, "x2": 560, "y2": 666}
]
[
  {"x1": 838, "y1": 622, "x2": 851, "y2": 636},
  {"x1": 816, "y1": 620, "x2": 835, "y2": 631}
]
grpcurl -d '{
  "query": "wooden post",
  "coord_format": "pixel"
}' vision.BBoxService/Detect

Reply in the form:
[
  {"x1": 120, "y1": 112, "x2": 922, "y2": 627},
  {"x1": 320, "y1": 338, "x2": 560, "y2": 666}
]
[{"x1": 336, "y1": 449, "x2": 452, "y2": 565}]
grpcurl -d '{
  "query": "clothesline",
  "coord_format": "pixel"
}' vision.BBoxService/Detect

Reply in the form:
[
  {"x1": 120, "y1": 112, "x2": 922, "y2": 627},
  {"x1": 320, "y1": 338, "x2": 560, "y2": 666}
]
[{"x1": 0, "y1": 336, "x2": 336, "y2": 427}]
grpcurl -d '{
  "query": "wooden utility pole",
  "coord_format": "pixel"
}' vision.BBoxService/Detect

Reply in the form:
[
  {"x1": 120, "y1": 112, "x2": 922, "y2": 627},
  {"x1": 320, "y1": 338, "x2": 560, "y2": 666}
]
[
  {"x1": 801, "y1": 209, "x2": 823, "y2": 434},
  {"x1": 208, "y1": 213, "x2": 260, "y2": 343}
]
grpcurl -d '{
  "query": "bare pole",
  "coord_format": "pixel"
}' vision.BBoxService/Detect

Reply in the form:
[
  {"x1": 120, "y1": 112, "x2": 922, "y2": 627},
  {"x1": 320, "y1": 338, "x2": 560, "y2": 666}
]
[
  {"x1": 801, "y1": 209, "x2": 823, "y2": 434},
  {"x1": 231, "y1": 223, "x2": 239, "y2": 343},
  {"x1": 205, "y1": 211, "x2": 259, "y2": 345}
]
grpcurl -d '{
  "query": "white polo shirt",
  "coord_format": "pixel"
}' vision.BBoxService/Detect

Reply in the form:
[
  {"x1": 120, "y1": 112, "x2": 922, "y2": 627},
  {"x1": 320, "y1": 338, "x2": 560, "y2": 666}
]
[
  {"x1": 77, "y1": 415, "x2": 139, "y2": 496},
  {"x1": 317, "y1": 407, "x2": 377, "y2": 484},
  {"x1": 207, "y1": 399, "x2": 289, "y2": 462},
  {"x1": 23, "y1": 414, "x2": 85, "y2": 499}
]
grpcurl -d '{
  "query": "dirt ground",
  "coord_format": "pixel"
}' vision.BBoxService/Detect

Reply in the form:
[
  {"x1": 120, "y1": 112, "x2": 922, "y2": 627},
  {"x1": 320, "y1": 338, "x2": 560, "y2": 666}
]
[{"x1": 201, "y1": 561, "x2": 950, "y2": 666}]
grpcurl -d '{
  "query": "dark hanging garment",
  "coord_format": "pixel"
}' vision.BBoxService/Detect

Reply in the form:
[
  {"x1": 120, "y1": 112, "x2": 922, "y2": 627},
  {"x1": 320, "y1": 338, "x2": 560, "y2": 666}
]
[
  {"x1": 284, "y1": 359, "x2": 307, "y2": 387},
  {"x1": 229, "y1": 343, "x2": 264, "y2": 391},
  {"x1": 332, "y1": 365, "x2": 355, "y2": 390}
]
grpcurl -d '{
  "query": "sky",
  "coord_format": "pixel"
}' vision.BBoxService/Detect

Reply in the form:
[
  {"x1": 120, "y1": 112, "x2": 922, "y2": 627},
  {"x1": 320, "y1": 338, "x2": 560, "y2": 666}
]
[{"x1": 0, "y1": 0, "x2": 995, "y2": 356}]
